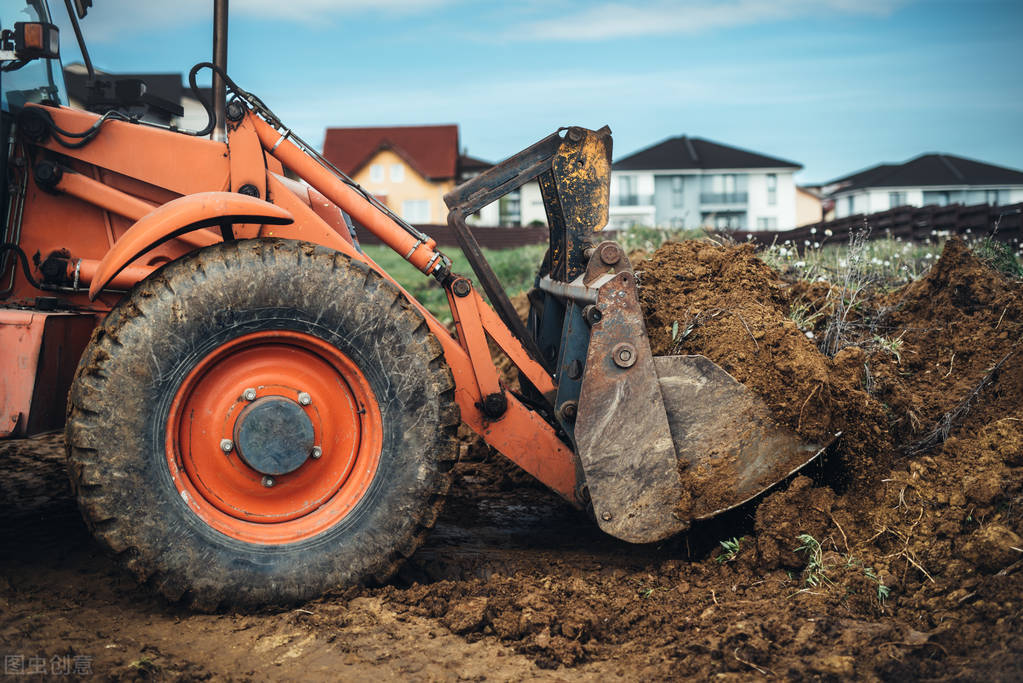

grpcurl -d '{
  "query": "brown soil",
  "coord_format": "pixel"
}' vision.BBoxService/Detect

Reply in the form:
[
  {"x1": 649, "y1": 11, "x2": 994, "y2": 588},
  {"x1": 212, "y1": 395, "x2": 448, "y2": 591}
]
[{"x1": 3, "y1": 238, "x2": 1022, "y2": 680}]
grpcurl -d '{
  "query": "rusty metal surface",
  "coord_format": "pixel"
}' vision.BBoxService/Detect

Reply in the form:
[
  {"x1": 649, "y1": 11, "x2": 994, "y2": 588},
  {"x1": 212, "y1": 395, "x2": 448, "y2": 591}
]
[
  {"x1": 0, "y1": 309, "x2": 95, "y2": 438},
  {"x1": 654, "y1": 355, "x2": 833, "y2": 520},
  {"x1": 574, "y1": 268, "x2": 688, "y2": 544},
  {"x1": 542, "y1": 127, "x2": 612, "y2": 283},
  {"x1": 582, "y1": 240, "x2": 627, "y2": 286}
]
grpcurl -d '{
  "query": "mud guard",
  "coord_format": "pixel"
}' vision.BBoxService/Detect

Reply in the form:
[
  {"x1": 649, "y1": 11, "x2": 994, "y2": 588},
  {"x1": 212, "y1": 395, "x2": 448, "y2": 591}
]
[{"x1": 87, "y1": 192, "x2": 293, "y2": 299}]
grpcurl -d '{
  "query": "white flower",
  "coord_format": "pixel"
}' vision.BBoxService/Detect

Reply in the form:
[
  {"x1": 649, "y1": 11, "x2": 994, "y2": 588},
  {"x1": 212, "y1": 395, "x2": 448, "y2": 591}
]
[
  {"x1": 805, "y1": 331, "x2": 815, "y2": 339},
  {"x1": 810, "y1": 228, "x2": 817, "y2": 234},
  {"x1": 824, "y1": 229, "x2": 833, "y2": 237},
  {"x1": 795, "y1": 261, "x2": 806, "y2": 268}
]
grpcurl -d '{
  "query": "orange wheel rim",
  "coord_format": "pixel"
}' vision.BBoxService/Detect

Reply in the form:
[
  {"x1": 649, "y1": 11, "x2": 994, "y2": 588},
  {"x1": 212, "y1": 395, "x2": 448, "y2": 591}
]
[{"x1": 165, "y1": 330, "x2": 383, "y2": 544}]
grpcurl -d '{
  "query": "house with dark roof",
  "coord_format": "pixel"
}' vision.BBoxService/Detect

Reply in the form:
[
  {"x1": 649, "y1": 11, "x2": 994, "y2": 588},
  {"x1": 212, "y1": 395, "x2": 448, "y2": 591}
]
[
  {"x1": 824, "y1": 153, "x2": 1023, "y2": 219},
  {"x1": 322, "y1": 124, "x2": 464, "y2": 225},
  {"x1": 610, "y1": 136, "x2": 803, "y2": 231}
]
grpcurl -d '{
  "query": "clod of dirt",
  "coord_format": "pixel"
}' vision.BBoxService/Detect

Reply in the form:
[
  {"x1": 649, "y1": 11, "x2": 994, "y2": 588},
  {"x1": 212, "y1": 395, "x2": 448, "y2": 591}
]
[
  {"x1": 960, "y1": 523, "x2": 1023, "y2": 573},
  {"x1": 754, "y1": 476, "x2": 835, "y2": 570}
]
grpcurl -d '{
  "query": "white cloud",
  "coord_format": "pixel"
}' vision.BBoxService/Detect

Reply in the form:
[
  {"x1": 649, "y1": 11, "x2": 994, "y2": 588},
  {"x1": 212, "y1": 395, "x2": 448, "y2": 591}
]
[{"x1": 510, "y1": 0, "x2": 910, "y2": 41}]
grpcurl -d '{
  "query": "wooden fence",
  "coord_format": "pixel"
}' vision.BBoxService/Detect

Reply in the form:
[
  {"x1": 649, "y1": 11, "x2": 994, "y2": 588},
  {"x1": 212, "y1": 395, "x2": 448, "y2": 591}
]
[
  {"x1": 354, "y1": 202, "x2": 1023, "y2": 252},
  {"x1": 727, "y1": 203, "x2": 1023, "y2": 248},
  {"x1": 354, "y1": 223, "x2": 550, "y2": 250}
]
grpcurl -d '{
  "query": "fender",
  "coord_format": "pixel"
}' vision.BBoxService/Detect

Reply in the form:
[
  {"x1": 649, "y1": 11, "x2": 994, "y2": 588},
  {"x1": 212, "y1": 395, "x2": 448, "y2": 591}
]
[{"x1": 88, "y1": 192, "x2": 293, "y2": 299}]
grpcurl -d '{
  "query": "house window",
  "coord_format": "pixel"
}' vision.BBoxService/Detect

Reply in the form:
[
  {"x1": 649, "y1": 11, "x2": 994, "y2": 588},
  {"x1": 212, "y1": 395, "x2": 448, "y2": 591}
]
[
  {"x1": 619, "y1": 175, "x2": 636, "y2": 205},
  {"x1": 671, "y1": 176, "x2": 684, "y2": 208},
  {"x1": 700, "y1": 174, "x2": 747, "y2": 204},
  {"x1": 390, "y1": 164, "x2": 404, "y2": 182},
  {"x1": 846, "y1": 196, "x2": 854, "y2": 215},
  {"x1": 985, "y1": 189, "x2": 1003, "y2": 205},
  {"x1": 756, "y1": 217, "x2": 777, "y2": 230},
  {"x1": 766, "y1": 174, "x2": 777, "y2": 206},
  {"x1": 401, "y1": 199, "x2": 430, "y2": 223},
  {"x1": 923, "y1": 191, "x2": 950, "y2": 206},
  {"x1": 369, "y1": 164, "x2": 384, "y2": 182},
  {"x1": 889, "y1": 191, "x2": 907, "y2": 208}
]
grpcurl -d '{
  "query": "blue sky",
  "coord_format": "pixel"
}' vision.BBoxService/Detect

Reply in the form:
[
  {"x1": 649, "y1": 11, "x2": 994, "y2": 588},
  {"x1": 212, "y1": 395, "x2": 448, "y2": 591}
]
[{"x1": 51, "y1": 0, "x2": 1023, "y2": 183}]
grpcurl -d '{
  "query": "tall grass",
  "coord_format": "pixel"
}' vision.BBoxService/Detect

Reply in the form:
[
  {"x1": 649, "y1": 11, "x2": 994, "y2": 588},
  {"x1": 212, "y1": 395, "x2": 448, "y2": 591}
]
[{"x1": 360, "y1": 243, "x2": 547, "y2": 323}]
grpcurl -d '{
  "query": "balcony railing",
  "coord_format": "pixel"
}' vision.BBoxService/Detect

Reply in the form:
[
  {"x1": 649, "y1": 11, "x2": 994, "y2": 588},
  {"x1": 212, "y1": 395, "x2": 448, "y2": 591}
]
[
  {"x1": 611, "y1": 194, "x2": 654, "y2": 207},
  {"x1": 700, "y1": 192, "x2": 748, "y2": 205}
]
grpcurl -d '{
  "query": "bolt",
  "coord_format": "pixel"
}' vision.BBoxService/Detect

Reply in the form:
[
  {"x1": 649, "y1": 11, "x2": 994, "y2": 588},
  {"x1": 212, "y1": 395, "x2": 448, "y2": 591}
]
[
  {"x1": 310, "y1": 446, "x2": 322, "y2": 460},
  {"x1": 558, "y1": 401, "x2": 578, "y2": 422},
  {"x1": 220, "y1": 438, "x2": 233, "y2": 453},
  {"x1": 598, "y1": 243, "x2": 622, "y2": 266},
  {"x1": 582, "y1": 304, "x2": 602, "y2": 326},
  {"x1": 582, "y1": 246, "x2": 595, "y2": 261},
  {"x1": 297, "y1": 392, "x2": 312, "y2": 406},
  {"x1": 262, "y1": 476, "x2": 275, "y2": 488},
  {"x1": 601, "y1": 511, "x2": 613, "y2": 521},
  {"x1": 566, "y1": 359, "x2": 584, "y2": 381},
  {"x1": 238, "y1": 183, "x2": 260, "y2": 198},
  {"x1": 612, "y1": 342, "x2": 637, "y2": 369},
  {"x1": 242, "y1": 387, "x2": 257, "y2": 401},
  {"x1": 451, "y1": 279, "x2": 472, "y2": 297}
]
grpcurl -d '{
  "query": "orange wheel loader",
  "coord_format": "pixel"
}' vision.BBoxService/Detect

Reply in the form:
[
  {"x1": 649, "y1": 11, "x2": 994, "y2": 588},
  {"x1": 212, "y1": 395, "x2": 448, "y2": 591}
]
[{"x1": 0, "y1": 1, "x2": 830, "y2": 608}]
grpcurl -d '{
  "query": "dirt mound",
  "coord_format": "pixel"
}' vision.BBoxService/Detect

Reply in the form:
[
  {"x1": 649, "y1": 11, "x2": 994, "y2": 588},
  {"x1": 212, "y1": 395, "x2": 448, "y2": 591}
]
[{"x1": 639, "y1": 240, "x2": 892, "y2": 473}]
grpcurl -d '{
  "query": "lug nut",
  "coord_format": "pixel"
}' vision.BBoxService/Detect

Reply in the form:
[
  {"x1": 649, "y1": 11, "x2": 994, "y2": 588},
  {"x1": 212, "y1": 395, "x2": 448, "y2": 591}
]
[
  {"x1": 220, "y1": 438, "x2": 234, "y2": 453},
  {"x1": 297, "y1": 392, "x2": 312, "y2": 406},
  {"x1": 262, "y1": 476, "x2": 275, "y2": 488},
  {"x1": 310, "y1": 446, "x2": 322, "y2": 460},
  {"x1": 242, "y1": 387, "x2": 257, "y2": 401},
  {"x1": 601, "y1": 511, "x2": 613, "y2": 521}
]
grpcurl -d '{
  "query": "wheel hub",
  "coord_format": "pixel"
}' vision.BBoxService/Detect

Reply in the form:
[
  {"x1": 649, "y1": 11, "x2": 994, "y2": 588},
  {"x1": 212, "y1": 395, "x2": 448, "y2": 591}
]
[{"x1": 233, "y1": 396, "x2": 315, "y2": 476}]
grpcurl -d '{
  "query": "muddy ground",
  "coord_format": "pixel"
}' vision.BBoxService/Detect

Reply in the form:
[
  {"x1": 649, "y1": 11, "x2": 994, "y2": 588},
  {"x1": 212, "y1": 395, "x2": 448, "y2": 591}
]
[{"x1": 2, "y1": 238, "x2": 1021, "y2": 681}]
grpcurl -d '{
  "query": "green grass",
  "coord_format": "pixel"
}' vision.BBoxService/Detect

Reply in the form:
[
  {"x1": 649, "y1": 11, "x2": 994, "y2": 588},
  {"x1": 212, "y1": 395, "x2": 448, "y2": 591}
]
[{"x1": 360, "y1": 243, "x2": 547, "y2": 323}]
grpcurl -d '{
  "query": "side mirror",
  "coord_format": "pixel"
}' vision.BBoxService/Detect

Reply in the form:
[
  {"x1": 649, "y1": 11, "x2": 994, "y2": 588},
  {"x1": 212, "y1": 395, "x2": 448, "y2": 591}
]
[
  {"x1": 12, "y1": 22, "x2": 60, "y2": 60},
  {"x1": 73, "y1": 0, "x2": 93, "y2": 19}
]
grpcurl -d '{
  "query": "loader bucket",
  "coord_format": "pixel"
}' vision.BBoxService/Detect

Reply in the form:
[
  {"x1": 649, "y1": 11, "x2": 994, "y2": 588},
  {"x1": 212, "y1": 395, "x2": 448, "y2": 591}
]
[{"x1": 570, "y1": 252, "x2": 833, "y2": 544}]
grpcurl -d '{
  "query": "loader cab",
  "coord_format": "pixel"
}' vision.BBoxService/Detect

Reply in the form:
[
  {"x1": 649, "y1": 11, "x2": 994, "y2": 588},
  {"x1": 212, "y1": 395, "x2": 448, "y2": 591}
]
[
  {"x1": 0, "y1": 1, "x2": 67, "y2": 112},
  {"x1": 1, "y1": 0, "x2": 69, "y2": 238}
]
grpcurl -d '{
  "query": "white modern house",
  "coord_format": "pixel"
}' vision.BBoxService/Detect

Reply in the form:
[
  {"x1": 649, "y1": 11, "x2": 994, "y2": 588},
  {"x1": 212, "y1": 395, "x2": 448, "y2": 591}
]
[
  {"x1": 608, "y1": 136, "x2": 802, "y2": 231},
  {"x1": 825, "y1": 153, "x2": 1023, "y2": 219},
  {"x1": 460, "y1": 153, "x2": 547, "y2": 227}
]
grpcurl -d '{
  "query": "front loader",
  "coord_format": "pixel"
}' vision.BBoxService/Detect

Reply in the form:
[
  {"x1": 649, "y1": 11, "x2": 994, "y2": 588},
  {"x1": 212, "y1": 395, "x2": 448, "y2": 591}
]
[{"x1": 0, "y1": 1, "x2": 829, "y2": 608}]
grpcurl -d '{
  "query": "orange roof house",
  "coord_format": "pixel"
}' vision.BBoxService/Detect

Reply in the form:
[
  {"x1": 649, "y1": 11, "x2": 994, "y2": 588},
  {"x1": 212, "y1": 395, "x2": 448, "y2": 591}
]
[{"x1": 322, "y1": 124, "x2": 460, "y2": 225}]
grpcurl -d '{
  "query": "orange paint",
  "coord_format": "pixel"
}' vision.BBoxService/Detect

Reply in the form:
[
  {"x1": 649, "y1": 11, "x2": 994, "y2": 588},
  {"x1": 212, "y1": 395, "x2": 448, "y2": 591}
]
[
  {"x1": 165, "y1": 330, "x2": 383, "y2": 544},
  {"x1": 88, "y1": 191, "x2": 293, "y2": 299}
]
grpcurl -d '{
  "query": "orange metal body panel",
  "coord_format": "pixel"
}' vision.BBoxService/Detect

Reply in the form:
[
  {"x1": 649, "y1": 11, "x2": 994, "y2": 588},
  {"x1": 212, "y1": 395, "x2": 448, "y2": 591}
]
[
  {"x1": 38, "y1": 107, "x2": 231, "y2": 195},
  {"x1": 0, "y1": 310, "x2": 94, "y2": 437},
  {"x1": 87, "y1": 191, "x2": 294, "y2": 299}
]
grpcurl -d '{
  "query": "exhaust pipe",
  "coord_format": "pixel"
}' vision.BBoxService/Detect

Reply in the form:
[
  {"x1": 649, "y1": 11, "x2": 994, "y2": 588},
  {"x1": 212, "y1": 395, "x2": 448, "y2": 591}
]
[{"x1": 211, "y1": 0, "x2": 228, "y2": 142}]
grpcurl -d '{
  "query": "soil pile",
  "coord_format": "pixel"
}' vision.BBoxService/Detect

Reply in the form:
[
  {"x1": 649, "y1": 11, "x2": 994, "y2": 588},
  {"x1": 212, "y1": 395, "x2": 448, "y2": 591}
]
[{"x1": 638, "y1": 240, "x2": 891, "y2": 472}]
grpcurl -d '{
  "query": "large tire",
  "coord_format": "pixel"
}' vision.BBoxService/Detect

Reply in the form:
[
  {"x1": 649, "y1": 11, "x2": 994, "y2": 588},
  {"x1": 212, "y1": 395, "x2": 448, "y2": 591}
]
[{"x1": 65, "y1": 239, "x2": 458, "y2": 609}]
